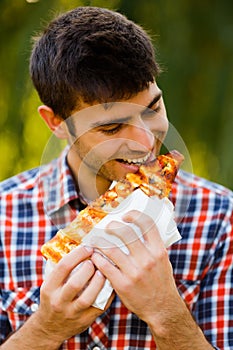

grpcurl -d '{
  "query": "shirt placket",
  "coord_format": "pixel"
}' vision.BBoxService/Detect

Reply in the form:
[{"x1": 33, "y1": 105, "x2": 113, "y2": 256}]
[{"x1": 87, "y1": 313, "x2": 110, "y2": 350}]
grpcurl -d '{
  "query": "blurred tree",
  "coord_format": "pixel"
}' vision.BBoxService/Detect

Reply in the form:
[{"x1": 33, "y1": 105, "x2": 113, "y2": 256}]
[
  {"x1": 0, "y1": 0, "x2": 232, "y2": 189},
  {"x1": 0, "y1": 0, "x2": 119, "y2": 179},
  {"x1": 118, "y1": 0, "x2": 233, "y2": 187},
  {"x1": 0, "y1": 0, "x2": 55, "y2": 179}
]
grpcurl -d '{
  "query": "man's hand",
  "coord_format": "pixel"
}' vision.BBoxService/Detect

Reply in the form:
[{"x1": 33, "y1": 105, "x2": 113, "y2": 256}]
[
  {"x1": 91, "y1": 210, "x2": 214, "y2": 349},
  {"x1": 1, "y1": 245, "x2": 114, "y2": 350},
  {"x1": 37, "y1": 245, "x2": 113, "y2": 343},
  {"x1": 91, "y1": 210, "x2": 177, "y2": 326}
]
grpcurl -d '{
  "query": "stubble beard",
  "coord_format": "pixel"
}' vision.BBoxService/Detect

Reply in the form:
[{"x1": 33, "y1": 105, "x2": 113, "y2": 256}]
[{"x1": 73, "y1": 140, "x2": 120, "y2": 185}]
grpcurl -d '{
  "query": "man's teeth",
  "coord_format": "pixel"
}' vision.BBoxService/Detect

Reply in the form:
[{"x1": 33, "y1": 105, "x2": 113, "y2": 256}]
[{"x1": 122, "y1": 153, "x2": 151, "y2": 164}]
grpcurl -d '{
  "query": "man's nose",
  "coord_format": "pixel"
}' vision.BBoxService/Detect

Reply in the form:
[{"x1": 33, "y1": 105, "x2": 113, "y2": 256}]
[{"x1": 126, "y1": 121, "x2": 154, "y2": 151}]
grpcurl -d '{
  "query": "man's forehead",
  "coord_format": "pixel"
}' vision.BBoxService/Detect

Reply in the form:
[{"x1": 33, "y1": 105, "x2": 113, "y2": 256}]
[
  {"x1": 68, "y1": 83, "x2": 162, "y2": 129},
  {"x1": 102, "y1": 91, "x2": 162, "y2": 112},
  {"x1": 73, "y1": 82, "x2": 161, "y2": 112}
]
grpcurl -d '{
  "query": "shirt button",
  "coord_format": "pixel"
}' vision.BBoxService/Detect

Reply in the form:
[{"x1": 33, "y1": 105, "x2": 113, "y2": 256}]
[
  {"x1": 31, "y1": 303, "x2": 39, "y2": 312},
  {"x1": 92, "y1": 347, "x2": 101, "y2": 350}
]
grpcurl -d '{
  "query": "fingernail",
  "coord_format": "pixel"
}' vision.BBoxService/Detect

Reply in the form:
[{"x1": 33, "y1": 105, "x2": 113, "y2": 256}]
[
  {"x1": 96, "y1": 270, "x2": 104, "y2": 278},
  {"x1": 83, "y1": 245, "x2": 93, "y2": 253}
]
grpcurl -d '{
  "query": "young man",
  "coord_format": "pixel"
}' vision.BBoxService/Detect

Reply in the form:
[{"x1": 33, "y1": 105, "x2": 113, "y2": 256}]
[{"x1": 0, "y1": 6, "x2": 232, "y2": 350}]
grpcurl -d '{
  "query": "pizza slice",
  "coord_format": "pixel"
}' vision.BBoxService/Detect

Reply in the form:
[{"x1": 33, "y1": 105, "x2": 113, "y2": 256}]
[
  {"x1": 138, "y1": 149, "x2": 184, "y2": 198},
  {"x1": 41, "y1": 150, "x2": 184, "y2": 263}
]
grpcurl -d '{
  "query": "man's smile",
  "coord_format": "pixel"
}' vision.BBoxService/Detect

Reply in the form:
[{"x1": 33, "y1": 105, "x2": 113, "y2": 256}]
[{"x1": 116, "y1": 151, "x2": 153, "y2": 165}]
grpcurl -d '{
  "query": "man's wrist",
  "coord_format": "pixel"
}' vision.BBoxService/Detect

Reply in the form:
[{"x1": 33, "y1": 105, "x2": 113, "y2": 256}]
[
  {"x1": 29, "y1": 311, "x2": 65, "y2": 347},
  {"x1": 146, "y1": 298, "x2": 214, "y2": 349},
  {"x1": 1, "y1": 311, "x2": 63, "y2": 350}
]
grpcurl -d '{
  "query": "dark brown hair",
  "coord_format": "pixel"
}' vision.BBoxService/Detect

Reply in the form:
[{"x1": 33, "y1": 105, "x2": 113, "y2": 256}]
[{"x1": 30, "y1": 7, "x2": 160, "y2": 119}]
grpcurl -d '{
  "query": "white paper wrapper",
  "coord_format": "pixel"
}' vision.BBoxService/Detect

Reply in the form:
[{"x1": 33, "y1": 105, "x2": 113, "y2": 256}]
[
  {"x1": 83, "y1": 189, "x2": 180, "y2": 251},
  {"x1": 45, "y1": 189, "x2": 181, "y2": 310}
]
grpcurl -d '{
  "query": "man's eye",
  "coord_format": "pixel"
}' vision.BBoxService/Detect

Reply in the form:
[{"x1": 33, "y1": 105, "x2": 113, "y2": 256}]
[
  {"x1": 142, "y1": 106, "x2": 161, "y2": 118},
  {"x1": 153, "y1": 106, "x2": 161, "y2": 113},
  {"x1": 101, "y1": 124, "x2": 122, "y2": 135}
]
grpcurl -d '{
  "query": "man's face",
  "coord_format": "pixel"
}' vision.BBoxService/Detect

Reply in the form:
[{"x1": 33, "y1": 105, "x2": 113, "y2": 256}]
[{"x1": 66, "y1": 82, "x2": 169, "y2": 193}]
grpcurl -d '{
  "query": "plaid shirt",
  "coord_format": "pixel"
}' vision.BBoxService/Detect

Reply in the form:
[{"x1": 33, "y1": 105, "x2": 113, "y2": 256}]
[{"x1": 0, "y1": 148, "x2": 233, "y2": 349}]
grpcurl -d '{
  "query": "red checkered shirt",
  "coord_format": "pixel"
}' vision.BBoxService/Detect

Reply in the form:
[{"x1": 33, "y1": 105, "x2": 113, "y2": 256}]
[{"x1": 0, "y1": 148, "x2": 233, "y2": 349}]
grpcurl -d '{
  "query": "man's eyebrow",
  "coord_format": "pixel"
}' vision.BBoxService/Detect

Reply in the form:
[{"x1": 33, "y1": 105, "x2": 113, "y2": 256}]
[
  {"x1": 90, "y1": 116, "x2": 132, "y2": 128},
  {"x1": 90, "y1": 90, "x2": 163, "y2": 128},
  {"x1": 144, "y1": 90, "x2": 163, "y2": 111},
  {"x1": 140, "y1": 92, "x2": 163, "y2": 118}
]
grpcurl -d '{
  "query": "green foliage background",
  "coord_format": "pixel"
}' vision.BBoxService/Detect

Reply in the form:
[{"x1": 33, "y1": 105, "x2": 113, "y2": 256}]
[{"x1": 0, "y1": 0, "x2": 233, "y2": 189}]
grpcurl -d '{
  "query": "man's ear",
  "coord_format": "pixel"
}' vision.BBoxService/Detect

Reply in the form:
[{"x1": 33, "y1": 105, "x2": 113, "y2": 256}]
[{"x1": 38, "y1": 105, "x2": 68, "y2": 139}]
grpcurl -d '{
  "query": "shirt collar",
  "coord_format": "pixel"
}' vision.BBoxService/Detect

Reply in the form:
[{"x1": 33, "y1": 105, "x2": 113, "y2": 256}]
[{"x1": 39, "y1": 146, "x2": 79, "y2": 216}]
